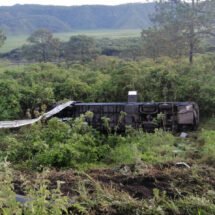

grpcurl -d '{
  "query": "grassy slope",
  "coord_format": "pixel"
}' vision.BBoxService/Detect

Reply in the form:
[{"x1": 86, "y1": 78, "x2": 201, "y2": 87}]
[{"x1": 0, "y1": 29, "x2": 141, "y2": 53}]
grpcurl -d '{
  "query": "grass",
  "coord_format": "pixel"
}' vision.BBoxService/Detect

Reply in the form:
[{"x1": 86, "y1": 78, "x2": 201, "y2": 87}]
[
  {"x1": 0, "y1": 35, "x2": 29, "y2": 53},
  {"x1": 56, "y1": 29, "x2": 141, "y2": 39},
  {"x1": 0, "y1": 29, "x2": 141, "y2": 53}
]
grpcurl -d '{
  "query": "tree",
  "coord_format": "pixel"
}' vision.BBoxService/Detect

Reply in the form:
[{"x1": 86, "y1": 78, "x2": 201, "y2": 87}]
[
  {"x1": 0, "y1": 80, "x2": 21, "y2": 120},
  {"x1": 142, "y1": 0, "x2": 214, "y2": 63},
  {"x1": 23, "y1": 29, "x2": 61, "y2": 62},
  {"x1": 64, "y1": 35, "x2": 98, "y2": 63},
  {"x1": 0, "y1": 30, "x2": 6, "y2": 48},
  {"x1": 141, "y1": 26, "x2": 187, "y2": 59}
]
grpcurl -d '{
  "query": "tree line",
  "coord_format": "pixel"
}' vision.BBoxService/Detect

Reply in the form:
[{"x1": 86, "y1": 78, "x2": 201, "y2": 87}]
[
  {"x1": 1, "y1": 29, "x2": 142, "y2": 63},
  {"x1": 0, "y1": 0, "x2": 214, "y2": 64}
]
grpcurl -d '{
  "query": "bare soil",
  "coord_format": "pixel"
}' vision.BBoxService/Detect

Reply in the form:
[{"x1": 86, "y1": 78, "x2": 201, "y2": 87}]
[{"x1": 14, "y1": 162, "x2": 214, "y2": 200}]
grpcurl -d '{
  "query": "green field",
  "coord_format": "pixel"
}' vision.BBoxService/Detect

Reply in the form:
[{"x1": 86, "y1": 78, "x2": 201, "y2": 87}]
[{"x1": 0, "y1": 29, "x2": 141, "y2": 53}]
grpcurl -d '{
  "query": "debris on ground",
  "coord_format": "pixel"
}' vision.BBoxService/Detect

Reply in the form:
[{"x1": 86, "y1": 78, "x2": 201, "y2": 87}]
[
  {"x1": 175, "y1": 162, "x2": 191, "y2": 168},
  {"x1": 180, "y1": 132, "x2": 189, "y2": 138}
]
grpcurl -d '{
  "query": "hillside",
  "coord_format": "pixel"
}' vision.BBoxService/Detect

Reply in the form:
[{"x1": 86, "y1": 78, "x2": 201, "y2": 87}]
[{"x1": 0, "y1": 3, "x2": 155, "y2": 35}]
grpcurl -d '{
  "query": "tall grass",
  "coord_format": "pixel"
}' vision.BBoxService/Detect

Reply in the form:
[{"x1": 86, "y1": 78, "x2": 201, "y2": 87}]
[{"x1": 199, "y1": 129, "x2": 215, "y2": 166}]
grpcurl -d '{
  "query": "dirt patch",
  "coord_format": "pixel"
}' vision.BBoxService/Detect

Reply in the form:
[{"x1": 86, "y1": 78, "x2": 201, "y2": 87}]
[
  {"x1": 87, "y1": 163, "x2": 215, "y2": 199},
  {"x1": 13, "y1": 162, "x2": 215, "y2": 200}
]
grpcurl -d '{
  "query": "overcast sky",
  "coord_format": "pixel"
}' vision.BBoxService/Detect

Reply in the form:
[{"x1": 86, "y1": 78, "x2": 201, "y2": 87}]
[{"x1": 0, "y1": 0, "x2": 152, "y2": 6}]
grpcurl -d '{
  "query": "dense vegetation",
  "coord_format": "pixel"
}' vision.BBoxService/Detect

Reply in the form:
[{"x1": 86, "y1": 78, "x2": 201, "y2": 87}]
[
  {"x1": 1, "y1": 56, "x2": 215, "y2": 120},
  {"x1": 0, "y1": 3, "x2": 154, "y2": 34},
  {"x1": 0, "y1": 0, "x2": 214, "y2": 214}
]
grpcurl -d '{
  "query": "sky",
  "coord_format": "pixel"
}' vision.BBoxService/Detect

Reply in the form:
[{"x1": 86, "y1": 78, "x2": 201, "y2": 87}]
[{"x1": 0, "y1": 0, "x2": 152, "y2": 6}]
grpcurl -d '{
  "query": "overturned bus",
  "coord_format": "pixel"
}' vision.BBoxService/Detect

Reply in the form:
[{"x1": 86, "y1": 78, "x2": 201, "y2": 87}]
[{"x1": 54, "y1": 91, "x2": 199, "y2": 132}]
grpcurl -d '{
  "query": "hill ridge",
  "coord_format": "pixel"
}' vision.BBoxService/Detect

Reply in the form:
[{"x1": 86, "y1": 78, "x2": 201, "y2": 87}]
[{"x1": 0, "y1": 3, "x2": 155, "y2": 35}]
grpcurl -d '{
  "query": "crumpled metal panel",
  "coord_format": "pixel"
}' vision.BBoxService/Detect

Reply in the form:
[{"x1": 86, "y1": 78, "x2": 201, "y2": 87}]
[
  {"x1": 43, "y1": 101, "x2": 75, "y2": 119},
  {"x1": 0, "y1": 101, "x2": 75, "y2": 129}
]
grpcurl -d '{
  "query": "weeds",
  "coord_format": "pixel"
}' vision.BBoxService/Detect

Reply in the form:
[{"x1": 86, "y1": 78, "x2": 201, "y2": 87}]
[
  {"x1": 0, "y1": 161, "x2": 70, "y2": 215},
  {"x1": 71, "y1": 175, "x2": 215, "y2": 215}
]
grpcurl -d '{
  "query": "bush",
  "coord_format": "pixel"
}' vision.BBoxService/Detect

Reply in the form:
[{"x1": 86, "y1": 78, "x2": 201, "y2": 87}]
[
  {"x1": 109, "y1": 142, "x2": 141, "y2": 164},
  {"x1": 1, "y1": 117, "x2": 180, "y2": 170}
]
